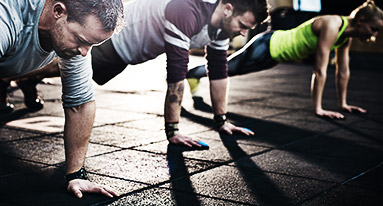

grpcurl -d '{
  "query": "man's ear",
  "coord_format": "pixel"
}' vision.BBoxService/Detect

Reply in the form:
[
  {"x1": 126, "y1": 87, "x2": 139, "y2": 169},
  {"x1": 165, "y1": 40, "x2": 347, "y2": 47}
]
[
  {"x1": 52, "y1": 2, "x2": 68, "y2": 20},
  {"x1": 223, "y1": 3, "x2": 233, "y2": 17}
]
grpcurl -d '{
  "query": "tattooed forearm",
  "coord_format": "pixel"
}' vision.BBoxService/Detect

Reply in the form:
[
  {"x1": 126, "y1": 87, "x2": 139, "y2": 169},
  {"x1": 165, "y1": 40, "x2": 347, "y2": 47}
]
[
  {"x1": 165, "y1": 81, "x2": 185, "y2": 122},
  {"x1": 166, "y1": 81, "x2": 184, "y2": 105}
]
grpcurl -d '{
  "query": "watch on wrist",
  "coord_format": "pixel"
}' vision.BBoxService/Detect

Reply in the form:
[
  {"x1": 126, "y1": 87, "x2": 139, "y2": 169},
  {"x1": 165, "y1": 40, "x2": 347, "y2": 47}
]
[
  {"x1": 65, "y1": 167, "x2": 88, "y2": 183},
  {"x1": 214, "y1": 114, "x2": 227, "y2": 129},
  {"x1": 165, "y1": 122, "x2": 180, "y2": 139}
]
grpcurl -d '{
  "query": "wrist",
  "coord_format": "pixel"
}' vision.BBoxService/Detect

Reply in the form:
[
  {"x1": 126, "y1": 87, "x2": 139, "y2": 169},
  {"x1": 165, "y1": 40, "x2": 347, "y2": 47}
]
[
  {"x1": 314, "y1": 106, "x2": 323, "y2": 112},
  {"x1": 65, "y1": 167, "x2": 88, "y2": 183},
  {"x1": 213, "y1": 114, "x2": 227, "y2": 129},
  {"x1": 165, "y1": 122, "x2": 180, "y2": 139},
  {"x1": 339, "y1": 102, "x2": 347, "y2": 108}
]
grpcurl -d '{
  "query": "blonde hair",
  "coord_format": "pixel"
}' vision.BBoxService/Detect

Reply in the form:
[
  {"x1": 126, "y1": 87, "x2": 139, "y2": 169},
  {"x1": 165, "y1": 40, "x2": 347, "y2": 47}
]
[{"x1": 350, "y1": 0, "x2": 383, "y2": 25}]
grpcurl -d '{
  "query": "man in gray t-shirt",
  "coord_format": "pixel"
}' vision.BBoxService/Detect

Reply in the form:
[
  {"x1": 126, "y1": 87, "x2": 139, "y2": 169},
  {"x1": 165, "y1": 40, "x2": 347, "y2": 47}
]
[{"x1": 0, "y1": 0, "x2": 123, "y2": 198}]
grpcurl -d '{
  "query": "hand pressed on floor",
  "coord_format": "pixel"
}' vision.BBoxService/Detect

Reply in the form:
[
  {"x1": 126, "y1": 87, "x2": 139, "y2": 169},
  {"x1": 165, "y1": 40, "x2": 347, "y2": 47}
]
[
  {"x1": 218, "y1": 122, "x2": 255, "y2": 136},
  {"x1": 67, "y1": 179, "x2": 120, "y2": 199},
  {"x1": 168, "y1": 134, "x2": 202, "y2": 148}
]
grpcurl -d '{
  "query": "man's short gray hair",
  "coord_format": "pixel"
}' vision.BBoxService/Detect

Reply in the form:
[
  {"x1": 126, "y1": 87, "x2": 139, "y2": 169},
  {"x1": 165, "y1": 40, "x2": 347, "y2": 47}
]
[{"x1": 58, "y1": 0, "x2": 124, "y2": 32}]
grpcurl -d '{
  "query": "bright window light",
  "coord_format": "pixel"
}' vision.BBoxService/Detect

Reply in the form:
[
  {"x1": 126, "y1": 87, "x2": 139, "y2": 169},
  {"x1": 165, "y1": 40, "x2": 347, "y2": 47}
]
[{"x1": 293, "y1": 0, "x2": 321, "y2": 12}]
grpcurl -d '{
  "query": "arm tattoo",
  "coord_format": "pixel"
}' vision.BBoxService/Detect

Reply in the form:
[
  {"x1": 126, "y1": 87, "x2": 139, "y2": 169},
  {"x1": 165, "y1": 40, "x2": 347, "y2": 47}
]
[{"x1": 166, "y1": 81, "x2": 184, "y2": 105}]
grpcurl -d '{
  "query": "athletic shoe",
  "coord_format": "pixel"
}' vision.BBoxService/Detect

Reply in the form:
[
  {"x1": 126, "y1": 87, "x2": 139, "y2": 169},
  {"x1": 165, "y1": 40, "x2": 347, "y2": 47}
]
[
  {"x1": 0, "y1": 102, "x2": 14, "y2": 114},
  {"x1": 187, "y1": 78, "x2": 201, "y2": 97},
  {"x1": 16, "y1": 78, "x2": 44, "y2": 111},
  {"x1": 0, "y1": 79, "x2": 14, "y2": 114}
]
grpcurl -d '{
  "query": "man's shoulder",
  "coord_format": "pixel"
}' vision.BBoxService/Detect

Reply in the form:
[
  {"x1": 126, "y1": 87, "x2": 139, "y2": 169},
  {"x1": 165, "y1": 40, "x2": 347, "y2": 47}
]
[
  {"x1": 0, "y1": 0, "x2": 43, "y2": 20},
  {"x1": 164, "y1": 0, "x2": 218, "y2": 35},
  {"x1": 0, "y1": 0, "x2": 43, "y2": 30},
  {"x1": 0, "y1": 1, "x2": 24, "y2": 55},
  {"x1": 0, "y1": 1, "x2": 22, "y2": 26},
  {"x1": 165, "y1": 0, "x2": 218, "y2": 22},
  {"x1": 0, "y1": 0, "x2": 44, "y2": 55},
  {"x1": 166, "y1": 0, "x2": 219, "y2": 9}
]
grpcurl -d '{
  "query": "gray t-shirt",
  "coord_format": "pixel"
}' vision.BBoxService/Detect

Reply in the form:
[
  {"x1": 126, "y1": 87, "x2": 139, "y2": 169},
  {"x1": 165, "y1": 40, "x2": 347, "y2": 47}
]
[{"x1": 0, "y1": 0, "x2": 94, "y2": 107}]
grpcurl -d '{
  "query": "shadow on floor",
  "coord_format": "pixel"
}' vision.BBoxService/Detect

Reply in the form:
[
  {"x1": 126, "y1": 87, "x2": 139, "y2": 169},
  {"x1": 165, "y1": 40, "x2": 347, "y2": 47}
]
[
  {"x1": 178, "y1": 97, "x2": 383, "y2": 205},
  {"x1": 167, "y1": 145, "x2": 202, "y2": 205},
  {"x1": 0, "y1": 135, "x2": 115, "y2": 206},
  {"x1": 0, "y1": 108, "x2": 34, "y2": 125}
]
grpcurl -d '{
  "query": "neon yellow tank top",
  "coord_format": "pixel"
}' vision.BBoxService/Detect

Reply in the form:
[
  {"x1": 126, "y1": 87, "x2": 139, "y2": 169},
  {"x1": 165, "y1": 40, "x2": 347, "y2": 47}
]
[{"x1": 269, "y1": 16, "x2": 349, "y2": 62}]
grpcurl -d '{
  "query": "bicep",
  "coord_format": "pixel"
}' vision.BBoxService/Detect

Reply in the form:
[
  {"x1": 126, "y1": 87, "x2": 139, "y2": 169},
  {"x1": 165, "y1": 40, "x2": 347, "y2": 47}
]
[
  {"x1": 335, "y1": 39, "x2": 351, "y2": 70},
  {"x1": 315, "y1": 26, "x2": 339, "y2": 71},
  {"x1": 58, "y1": 54, "x2": 94, "y2": 108},
  {"x1": 163, "y1": 3, "x2": 197, "y2": 83},
  {"x1": 164, "y1": 41, "x2": 189, "y2": 83},
  {"x1": 205, "y1": 43, "x2": 228, "y2": 80}
]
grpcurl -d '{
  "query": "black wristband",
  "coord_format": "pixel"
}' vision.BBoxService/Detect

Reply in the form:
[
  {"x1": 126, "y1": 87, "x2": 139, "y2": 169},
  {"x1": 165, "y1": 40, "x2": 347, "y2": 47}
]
[
  {"x1": 65, "y1": 167, "x2": 88, "y2": 183},
  {"x1": 214, "y1": 114, "x2": 227, "y2": 129},
  {"x1": 165, "y1": 122, "x2": 180, "y2": 139}
]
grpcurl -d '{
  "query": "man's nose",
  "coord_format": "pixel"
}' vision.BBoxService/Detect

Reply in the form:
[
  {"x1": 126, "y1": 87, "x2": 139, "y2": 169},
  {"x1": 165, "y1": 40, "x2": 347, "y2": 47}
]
[
  {"x1": 240, "y1": 29, "x2": 248, "y2": 37},
  {"x1": 78, "y1": 45, "x2": 91, "y2": 57}
]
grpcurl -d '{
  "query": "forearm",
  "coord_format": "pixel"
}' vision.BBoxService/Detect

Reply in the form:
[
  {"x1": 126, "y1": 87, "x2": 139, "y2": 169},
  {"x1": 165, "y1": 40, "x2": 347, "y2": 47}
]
[
  {"x1": 210, "y1": 78, "x2": 228, "y2": 115},
  {"x1": 63, "y1": 101, "x2": 96, "y2": 174},
  {"x1": 312, "y1": 45, "x2": 330, "y2": 112},
  {"x1": 3, "y1": 58, "x2": 60, "y2": 82},
  {"x1": 336, "y1": 67, "x2": 350, "y2": 107},
  {"x1": 333, "y1": 37, "x2": 352, "y2": 108},
  {"x1": 164, "y1": 81, "x2": 184, "y2": 123},
  {"x1": 311, "y1": 70, "x2": 327, "y2": 112}
]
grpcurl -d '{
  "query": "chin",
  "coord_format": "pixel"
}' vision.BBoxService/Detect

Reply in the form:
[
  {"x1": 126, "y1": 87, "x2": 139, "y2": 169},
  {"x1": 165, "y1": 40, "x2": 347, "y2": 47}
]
[
  {"x1": 57, "y1": 53, "x2": 73, "y2": 59},
  {"x1": 57, "y1": 51, "x2": 77, "y2": 59}
]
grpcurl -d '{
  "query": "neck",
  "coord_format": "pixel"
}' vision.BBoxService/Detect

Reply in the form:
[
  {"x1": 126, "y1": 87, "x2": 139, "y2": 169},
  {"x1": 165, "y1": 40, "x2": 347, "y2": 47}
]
[
  {"x1": 342, "y1": 17, "x2": 358, "y2": 38},
  {"x1": 39, "y1": 0, "x2": 54, "y2": 34},
  {"x1": 38, "y1": 0, "x2": 54, "y2": 51},
  {"x1": 210, "y1": 1, "x2": 224, "y2": 28}
]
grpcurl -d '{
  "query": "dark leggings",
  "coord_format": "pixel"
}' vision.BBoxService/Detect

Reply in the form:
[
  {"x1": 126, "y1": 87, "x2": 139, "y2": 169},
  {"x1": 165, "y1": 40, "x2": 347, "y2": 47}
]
[
  {"x1": 186, "y1": 31, "x2": 278, "y2": 79},
  {"x1": 91, "y1": 39, "x2": 128, "y2": 85}
]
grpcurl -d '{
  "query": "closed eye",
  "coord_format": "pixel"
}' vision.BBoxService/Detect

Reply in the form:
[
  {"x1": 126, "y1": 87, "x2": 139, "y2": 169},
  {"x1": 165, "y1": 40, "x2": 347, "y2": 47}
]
[
  {"x1": 239, "y1": 22, "x2": 250, "y2": 30},
  {"x1": 76, "y1": 36, "x2": 92, "y2": 46}
]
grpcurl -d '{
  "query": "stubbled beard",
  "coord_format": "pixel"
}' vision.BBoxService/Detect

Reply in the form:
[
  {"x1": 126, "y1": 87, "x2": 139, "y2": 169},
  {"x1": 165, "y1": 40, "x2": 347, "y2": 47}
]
[
  {"x1": 54, "y1": 47, "x2": 78, "y2": 59},
  {"x1": 50, "y1": 22, "x2": 78, "y2": 59},
  {"x1": 221, "y1": 16, "x2": 240, "y2": 39}
]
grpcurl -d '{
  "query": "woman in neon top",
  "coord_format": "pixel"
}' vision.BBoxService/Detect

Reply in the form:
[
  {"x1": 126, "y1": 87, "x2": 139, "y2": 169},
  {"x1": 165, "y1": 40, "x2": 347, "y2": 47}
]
[{"x1": 187, "y1": 0, "x2": 383, "y2": 119}]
